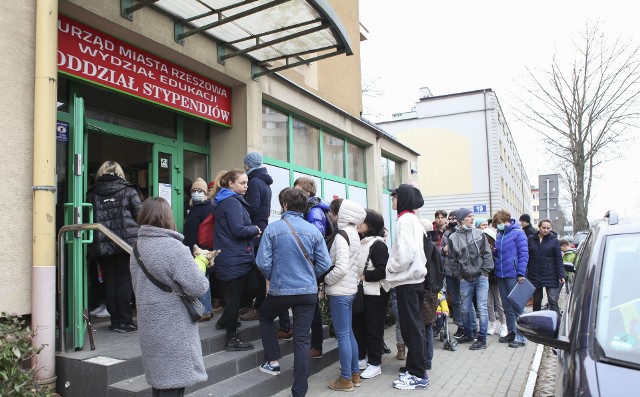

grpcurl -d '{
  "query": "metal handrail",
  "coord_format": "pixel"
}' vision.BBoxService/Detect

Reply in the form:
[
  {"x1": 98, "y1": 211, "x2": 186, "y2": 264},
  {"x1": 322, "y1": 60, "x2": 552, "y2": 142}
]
[{"x1": 57, "y1": 223, "x2": 132, "y2": 352}]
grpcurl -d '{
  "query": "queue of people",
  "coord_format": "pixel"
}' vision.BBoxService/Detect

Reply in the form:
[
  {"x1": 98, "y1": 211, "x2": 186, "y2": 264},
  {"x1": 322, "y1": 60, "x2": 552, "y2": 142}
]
[{"x1": 87, "y1": 157, "x2": 565, "y2": 396}]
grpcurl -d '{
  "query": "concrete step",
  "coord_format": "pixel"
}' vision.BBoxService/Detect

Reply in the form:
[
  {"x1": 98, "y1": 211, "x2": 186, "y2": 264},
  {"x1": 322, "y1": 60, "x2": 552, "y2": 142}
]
[
  {"x1": 185, "y1": 338, "x2": 339, "y2": 397},
  {"x1": 57, "y1": 318, "x2": 264, "y2": 397}
]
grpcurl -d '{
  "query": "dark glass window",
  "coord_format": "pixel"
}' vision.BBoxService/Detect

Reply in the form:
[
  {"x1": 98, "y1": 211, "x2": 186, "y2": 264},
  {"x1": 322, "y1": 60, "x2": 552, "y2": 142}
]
[{"x1": 76, "y1": 83, "x2": 176, "y2": 139}]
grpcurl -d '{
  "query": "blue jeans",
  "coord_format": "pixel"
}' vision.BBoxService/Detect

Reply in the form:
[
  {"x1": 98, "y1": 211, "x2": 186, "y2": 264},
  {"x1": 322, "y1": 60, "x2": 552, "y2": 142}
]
[
  {"x1": 497, "y1": 277, "x2": 527, "y2": 344},
  {"x1": 460, "y1": 276, "x2": 489, "y2": 339},
  {"x1": 329, "y1": 295, "x2": 359, "y2": 379},
  {"x1": 423, "y1": 324, "x2": 433, "y2": 366},
  {"x1": 198, "y1": 276, "x2": 212, "y2": 315},
  {"x1": 390, "y1": 288, "x2": 403, "y2": 344}
]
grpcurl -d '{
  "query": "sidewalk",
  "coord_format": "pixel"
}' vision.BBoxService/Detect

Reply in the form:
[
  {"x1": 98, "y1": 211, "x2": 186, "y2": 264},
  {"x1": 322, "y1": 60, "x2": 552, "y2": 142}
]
[{"x1": 274, "y1": 321, "x2": 537, "y2": 397}]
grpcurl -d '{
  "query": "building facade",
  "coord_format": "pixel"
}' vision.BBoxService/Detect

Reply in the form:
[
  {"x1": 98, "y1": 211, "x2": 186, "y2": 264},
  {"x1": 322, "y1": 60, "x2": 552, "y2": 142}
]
[
  {"x1": 532, "y1": 186, "x2": 540, "y2": 226},
  {"x1": 0, "y1": 1, "x2": 417, "y2": 384},
  {"x1": 378, "y1": 88, "x2": 531, "y2": 221}
]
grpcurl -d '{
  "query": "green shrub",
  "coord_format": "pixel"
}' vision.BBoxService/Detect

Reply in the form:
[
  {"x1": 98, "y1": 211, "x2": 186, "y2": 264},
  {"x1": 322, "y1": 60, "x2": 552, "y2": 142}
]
[{"x1": 0, "y1": 312, "x2": 50, "y2": 397}]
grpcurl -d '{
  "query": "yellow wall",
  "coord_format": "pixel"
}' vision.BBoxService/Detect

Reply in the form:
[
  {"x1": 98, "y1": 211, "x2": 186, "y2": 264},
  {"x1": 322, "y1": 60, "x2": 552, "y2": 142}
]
[
  {"x1": 280, "y1": 0, "x2": 363, "y2": 118},
  {"x1": 0, "y1": 1, "x2": 36, "y2": 314},
  {"x1": 395, "y1": 128, "x2": 473, "y2": 196}
]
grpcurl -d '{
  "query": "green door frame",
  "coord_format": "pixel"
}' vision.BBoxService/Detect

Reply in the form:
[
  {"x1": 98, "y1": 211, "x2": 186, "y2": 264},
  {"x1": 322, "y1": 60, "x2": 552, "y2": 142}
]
[{"x1": 152, "y1": 144, "x2": 181, "y2": 219}]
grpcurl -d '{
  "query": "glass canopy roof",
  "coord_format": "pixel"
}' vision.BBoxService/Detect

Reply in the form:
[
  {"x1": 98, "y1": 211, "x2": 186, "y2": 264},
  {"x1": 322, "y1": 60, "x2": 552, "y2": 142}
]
[{"x1": 121, "y1": 0, "x2": 353, "y2": 78}]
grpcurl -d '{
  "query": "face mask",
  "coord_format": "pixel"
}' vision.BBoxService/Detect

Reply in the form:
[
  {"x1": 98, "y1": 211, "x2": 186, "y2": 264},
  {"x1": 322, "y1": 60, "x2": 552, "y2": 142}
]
[
  {"x1": 191, "y1": 191, "x2": 206, "y2": 203},
  {"x1": 462, "y1": 224, "x2": 471, "y2": 230},
  {"x1": 448, "y1": 221, "x2": 457, "y2": 228},
  {"x1": 497, "y1": 224, "x2": 505, "y2": 231}
]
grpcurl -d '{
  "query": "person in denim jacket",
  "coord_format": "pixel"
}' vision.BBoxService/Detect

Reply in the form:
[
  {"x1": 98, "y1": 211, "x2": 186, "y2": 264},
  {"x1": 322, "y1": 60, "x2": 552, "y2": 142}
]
[{"x1": 256, "y1": 187, "x2": 331, "y2": 397}]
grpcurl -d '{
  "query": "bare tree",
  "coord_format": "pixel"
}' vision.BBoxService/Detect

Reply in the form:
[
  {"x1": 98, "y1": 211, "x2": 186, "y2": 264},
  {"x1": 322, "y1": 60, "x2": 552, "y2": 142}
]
[
  {"x1": 361, "y1": 77, "x2": 385, "y2": 119},
  {"x1": 518, "y1": 24, "x2": 640, "y2": 232}
]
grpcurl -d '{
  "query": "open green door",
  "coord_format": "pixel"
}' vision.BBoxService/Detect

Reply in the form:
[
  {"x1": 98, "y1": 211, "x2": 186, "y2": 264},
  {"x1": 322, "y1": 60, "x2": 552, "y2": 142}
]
[
  {"x1": 152, "y1": 144, "x2": 182, "y2": 228},
  {"x1": 63, "y1": 95, "x2": 92, "y2": 350}
]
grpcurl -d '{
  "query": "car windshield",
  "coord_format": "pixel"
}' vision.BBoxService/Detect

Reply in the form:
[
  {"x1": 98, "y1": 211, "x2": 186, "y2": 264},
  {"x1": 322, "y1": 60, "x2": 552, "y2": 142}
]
[{"x1": 595, "y1": 233, "x2": 640, "y2": 366}]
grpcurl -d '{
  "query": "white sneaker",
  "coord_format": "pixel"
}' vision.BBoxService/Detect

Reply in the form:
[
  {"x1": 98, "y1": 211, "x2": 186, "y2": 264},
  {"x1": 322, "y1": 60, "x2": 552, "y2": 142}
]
[
  {"x1": 487, "y1": 321, "x2": 497, "y2": 335},
  {"x1": 361, "y1": 364, "x2": 382, "y2": 379},
  {"x1": 89, "y1": 304, "x2": 105, "y2": 316},
  {"x1": 499, "y1": 323, "x2": 508, "y2": 338},
  {"x1": 95, "y1": 306, "x2": 110, "y2": 318},
  {"x1": 358, "y1": 358, "x2": 368, "y2": 370}
]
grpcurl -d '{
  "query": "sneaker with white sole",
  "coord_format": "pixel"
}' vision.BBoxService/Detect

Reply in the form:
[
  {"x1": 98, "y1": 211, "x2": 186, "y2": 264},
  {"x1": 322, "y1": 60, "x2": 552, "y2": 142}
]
[
  {"x1": 358, "y1": 358, "x2": 368, "y2": 370},
  {"x1": 487, "y1": 321, "x2": 497, "y2": 335},
  {"x1": 89, "y1": 305, "x2": 105, "y2": 316},
  {"x1": 499, "y1": 323, "x2": 509, "y2": 338},
  {"x1": 94, "y1": 306, "x2": 110, "y2": 318},
  {"x1": 361, "y1": 364, "x2": 382, "y2": 379},
  {"x1": 259, "y1": 361, "x2": 280, "y2": 375},
  {"x1": 393, "y1": 373, "x2": 429, "y2": 390}
]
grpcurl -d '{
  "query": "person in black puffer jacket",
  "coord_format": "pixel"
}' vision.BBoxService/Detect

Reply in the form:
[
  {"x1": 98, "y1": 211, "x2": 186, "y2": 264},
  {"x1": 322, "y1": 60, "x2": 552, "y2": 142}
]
[
  {"x1": 86, "y1": 161, "x2": 142, "y2": 333},
  {"x1": 240, "y1": 152, "x2": 274, "y2": 321},
  {"x1": 527, "y1": 219, "x2": 565, "y2": 316}
]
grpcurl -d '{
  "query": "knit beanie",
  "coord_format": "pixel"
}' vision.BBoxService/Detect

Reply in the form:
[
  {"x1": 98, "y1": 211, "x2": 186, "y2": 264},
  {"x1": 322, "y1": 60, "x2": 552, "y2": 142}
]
[
  {"x1": 244, "y1": 152, "x2": 263, "y2": 169},
  {"x1": 191, "y1": 177, "x2": 207, "y2": 192},
  {"x1": 457, "y1": 207, "x2": 473, "y2": 223},
  {"x1": 474, "y1": 218, "x2": 487, "y2": 228}
]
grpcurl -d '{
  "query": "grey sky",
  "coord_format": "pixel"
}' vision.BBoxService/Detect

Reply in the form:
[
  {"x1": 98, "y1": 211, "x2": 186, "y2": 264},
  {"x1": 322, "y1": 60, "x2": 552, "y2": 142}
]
[{"x1": 359, "y1": 0, "x2": 640, "y2": 220}]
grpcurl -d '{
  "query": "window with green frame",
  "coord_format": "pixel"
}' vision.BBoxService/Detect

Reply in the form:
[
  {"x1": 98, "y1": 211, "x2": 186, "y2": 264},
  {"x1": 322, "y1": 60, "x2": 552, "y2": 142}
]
[
  {"x1": 381, "y1": 155, "x2": 403, "y2": 191},
  {"x1": 260, "y1": 103, "x2": 367, "y2": 202}
]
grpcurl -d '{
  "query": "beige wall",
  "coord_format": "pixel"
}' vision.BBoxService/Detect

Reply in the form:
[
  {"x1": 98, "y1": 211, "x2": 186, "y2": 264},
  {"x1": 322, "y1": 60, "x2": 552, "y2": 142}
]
[
  {"x1": 0, "y1": 2, "x2": 36, "y2": 314},
  {"x1": 279, "y1": 0, "x2": 363, "y2": 118},
  {"x1": 394, "y1": 127, "x2": 473, "y2": 196}
]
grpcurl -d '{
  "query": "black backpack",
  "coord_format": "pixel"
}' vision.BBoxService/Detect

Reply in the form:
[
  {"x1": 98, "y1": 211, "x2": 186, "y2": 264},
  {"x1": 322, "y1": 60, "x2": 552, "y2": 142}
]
[{"x1": 424, "y1": 233, "x2": 444, "y2": 293}]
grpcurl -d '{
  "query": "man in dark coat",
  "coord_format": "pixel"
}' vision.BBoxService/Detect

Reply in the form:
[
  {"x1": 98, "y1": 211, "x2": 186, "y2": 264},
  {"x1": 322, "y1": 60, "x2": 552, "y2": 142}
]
[
  {"x1": 241, "y1": 152, "x2": 274, "y2": 321},
  {"x1": 527, "y1": 220, "x2": 565, "y2": 316},
  {"x1": 519, "y1": 214, "x2": 537, "y2": 238}
]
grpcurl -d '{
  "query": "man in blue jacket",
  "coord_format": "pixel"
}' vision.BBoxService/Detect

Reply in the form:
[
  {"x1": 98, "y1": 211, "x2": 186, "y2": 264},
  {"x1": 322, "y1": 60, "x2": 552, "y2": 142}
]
[{"x1": 256, "y1": 187, "x2": 331, "y2": 397}]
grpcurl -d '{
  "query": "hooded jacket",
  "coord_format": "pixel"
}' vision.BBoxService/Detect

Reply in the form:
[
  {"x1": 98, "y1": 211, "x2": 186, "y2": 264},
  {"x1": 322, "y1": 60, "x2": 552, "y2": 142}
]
[
  {"x1": 494, "y1": 219, "x2": 529, "y2": 279},
  {"x1": 527, "y1": 231, "x2": 565, "y2": 288},
  {"x1": 212, "y1": 188, "x2": 260, "y2": 281},
  {"x1": 324, "y1": 199, "x2": 366, "y2": 296},
  {"x1": 448, "y1": 226, "x2": 494, "y2": 281},
  {"x1": 306, "y1": 196, "x2": 331, "y2": 236},
  {"x1": 386, "y1": 184, "x2": 427, "y2": 288},
  {"x1": 245, "y1": 167, "x2": 273, "y2": 234},
  {"x1": 86, "y1": 174, "x2": 142, "y2": 258}
]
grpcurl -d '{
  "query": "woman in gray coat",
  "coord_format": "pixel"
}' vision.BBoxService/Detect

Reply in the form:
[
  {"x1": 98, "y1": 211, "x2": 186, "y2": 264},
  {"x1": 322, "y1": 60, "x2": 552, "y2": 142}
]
[{"x1": 130, "y1": 197, "x2": 209, "y2": 397}]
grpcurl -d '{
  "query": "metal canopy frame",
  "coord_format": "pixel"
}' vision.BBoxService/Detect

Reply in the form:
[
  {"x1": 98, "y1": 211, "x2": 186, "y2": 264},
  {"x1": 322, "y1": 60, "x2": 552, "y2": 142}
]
[{"x1": 120, "y1": 0, "x2": 353, "y2": 79}]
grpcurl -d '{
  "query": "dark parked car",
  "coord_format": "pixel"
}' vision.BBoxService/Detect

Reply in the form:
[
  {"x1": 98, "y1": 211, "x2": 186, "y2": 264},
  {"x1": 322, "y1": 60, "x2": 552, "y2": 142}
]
[
  {"x1": 571, "y1": 230, "x2": 589, "y2": 249},
  {"x1": 517, "y1": 211, "x2": 640, "y2": 396}
]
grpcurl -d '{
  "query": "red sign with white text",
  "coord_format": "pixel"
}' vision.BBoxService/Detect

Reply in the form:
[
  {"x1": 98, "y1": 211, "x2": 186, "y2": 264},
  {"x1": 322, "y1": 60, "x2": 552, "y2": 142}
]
[{"x1": 57, "y1": 15, "x2": 232, "y2": 126}]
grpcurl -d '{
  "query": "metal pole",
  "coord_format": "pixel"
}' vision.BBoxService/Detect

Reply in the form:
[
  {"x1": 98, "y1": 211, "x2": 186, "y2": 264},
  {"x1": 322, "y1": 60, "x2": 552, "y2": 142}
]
[
  {"x1": 31, "y1": 0, "x2": 58, "y2": 390},
  {"x1": 546, "y1": 178, "x2": 550, "y2": 219}
]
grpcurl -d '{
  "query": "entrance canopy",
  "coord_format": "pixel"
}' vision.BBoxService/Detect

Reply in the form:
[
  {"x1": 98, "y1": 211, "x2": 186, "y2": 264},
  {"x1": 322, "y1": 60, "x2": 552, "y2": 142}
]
[{"x1": 121, "y1": 0, "x2": 353, "y2": 78}]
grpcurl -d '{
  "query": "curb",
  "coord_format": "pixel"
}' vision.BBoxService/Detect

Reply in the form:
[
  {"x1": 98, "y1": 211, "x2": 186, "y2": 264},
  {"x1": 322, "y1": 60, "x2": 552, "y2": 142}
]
[{"x1": 522, "y1": 343, "x2": 544, "y2": 397}]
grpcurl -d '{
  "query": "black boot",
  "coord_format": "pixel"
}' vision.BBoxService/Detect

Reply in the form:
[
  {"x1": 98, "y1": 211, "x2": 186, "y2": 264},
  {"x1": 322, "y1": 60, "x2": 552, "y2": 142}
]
[{"x1": 225, "y1": 330, "x2": 254, "y2": 351}]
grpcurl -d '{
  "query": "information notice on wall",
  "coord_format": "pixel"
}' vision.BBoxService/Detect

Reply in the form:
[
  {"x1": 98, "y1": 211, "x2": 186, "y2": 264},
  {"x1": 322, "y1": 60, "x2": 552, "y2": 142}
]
[{"x1": 57, "y1": 15, "x2": 232, "y2": 127}]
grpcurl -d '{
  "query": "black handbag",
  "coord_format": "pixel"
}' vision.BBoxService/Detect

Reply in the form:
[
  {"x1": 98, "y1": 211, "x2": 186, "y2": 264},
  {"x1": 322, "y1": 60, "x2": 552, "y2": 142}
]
[{"x1": 133, "y1": 243, "x2": 204, "y2": 322}]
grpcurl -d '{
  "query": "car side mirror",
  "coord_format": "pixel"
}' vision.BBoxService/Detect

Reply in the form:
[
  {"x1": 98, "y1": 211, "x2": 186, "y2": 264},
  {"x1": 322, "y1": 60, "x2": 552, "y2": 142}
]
[
  {"x1": 563, "y1": 262, "x2": 575, "y2": 273},
  {"x1": 516, "y1": 311, "x2": 571, "y2": 351}
]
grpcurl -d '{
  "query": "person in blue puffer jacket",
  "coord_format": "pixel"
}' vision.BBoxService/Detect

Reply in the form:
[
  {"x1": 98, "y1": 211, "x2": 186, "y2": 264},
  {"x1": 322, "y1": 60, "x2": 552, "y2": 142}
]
[
  {"x1": 212, "y1": 169, "x2": 261, "y2": 351},
  {"x1": 492, "y1": 210, "x2": 529, "y2": 348}
]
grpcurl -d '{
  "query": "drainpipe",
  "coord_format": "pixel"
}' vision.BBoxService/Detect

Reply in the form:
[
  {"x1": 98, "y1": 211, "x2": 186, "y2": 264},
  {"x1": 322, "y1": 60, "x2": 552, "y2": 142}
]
[
  {"x1": 483, "y1": 89, "x2": 493, "y2": 215},
  {"x1": 32, "y1": 0, "x2": 58, "y2": 391}
]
